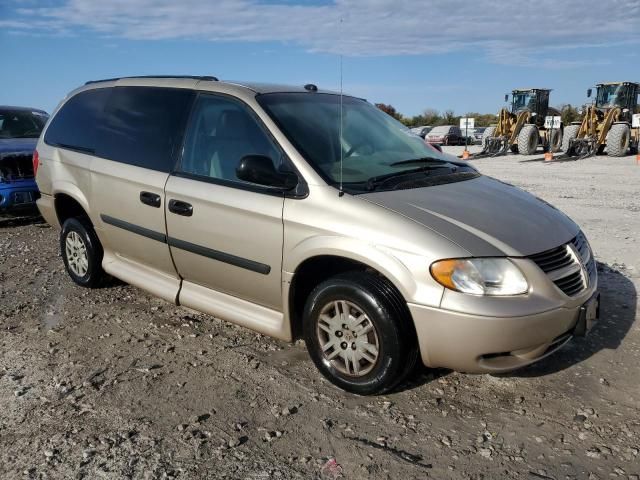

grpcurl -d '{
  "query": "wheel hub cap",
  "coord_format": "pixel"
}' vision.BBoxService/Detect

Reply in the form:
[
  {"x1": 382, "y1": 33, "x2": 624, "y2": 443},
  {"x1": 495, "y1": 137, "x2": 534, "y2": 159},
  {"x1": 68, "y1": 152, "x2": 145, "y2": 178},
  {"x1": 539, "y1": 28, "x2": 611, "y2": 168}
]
[
  {"x1": 316, "y1": 300, "x2": 380, "y2": 377},
  {"x1": 65, "y1": 231, "x2": 88, "y2": 277}
]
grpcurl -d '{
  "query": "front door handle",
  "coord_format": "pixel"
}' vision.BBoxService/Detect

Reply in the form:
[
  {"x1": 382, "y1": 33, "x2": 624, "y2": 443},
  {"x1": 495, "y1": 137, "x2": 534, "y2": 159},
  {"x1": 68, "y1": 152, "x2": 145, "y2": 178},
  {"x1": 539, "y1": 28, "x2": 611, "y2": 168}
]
[
  {"x1": 140, "y1": 191, "x2": 161, "y2": 208},
  {"x1": 168, "y1": 199, "x2": 193, "y2": 217}
]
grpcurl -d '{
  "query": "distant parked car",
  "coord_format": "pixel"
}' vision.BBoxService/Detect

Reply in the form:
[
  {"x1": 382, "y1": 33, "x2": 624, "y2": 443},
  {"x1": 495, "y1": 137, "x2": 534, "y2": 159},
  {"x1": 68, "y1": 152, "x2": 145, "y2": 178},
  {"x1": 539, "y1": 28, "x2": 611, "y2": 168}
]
[
  {"x1": 0, "y1": 106, "x2": 48, "y2": 213},
  {"x1": 410, "y1": 126, "x2": 432, "y2": 138},
  {"x1": 426, "y1": 125, "x2": 464, "y2": 146},
  {"x1": 473, "y1": 127, "x2": 486, "y2": 144},
  {"x1": 462, "y1": 128, "x2": 476, "y2": 145}
]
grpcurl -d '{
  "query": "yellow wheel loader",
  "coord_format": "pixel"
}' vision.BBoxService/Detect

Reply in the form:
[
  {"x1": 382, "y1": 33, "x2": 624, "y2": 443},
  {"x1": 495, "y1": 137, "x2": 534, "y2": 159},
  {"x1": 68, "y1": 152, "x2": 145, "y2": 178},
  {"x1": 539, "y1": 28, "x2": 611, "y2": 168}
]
[
  {"x1": 479, "y1": 89, "x2": 562, "y2": 157},
  {"x1": 563, "y1": 82, "x2": 640, "y2": 158}
]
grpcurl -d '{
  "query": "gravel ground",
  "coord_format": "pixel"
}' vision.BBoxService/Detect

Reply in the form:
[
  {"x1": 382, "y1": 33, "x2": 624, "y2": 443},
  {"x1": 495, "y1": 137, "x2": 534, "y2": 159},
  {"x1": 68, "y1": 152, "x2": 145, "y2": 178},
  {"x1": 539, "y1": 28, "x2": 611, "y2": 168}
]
[{"x1": 1, "y1": 147, "x2": 639, "y2": 480}]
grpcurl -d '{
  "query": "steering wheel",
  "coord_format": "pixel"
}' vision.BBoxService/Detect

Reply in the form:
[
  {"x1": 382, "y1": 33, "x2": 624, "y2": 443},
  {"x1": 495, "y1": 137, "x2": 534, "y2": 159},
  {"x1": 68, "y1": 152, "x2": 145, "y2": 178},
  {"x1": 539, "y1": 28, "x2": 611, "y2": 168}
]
[{"x1": 343, "y1": 141, "x2": 373, "y2": 160}]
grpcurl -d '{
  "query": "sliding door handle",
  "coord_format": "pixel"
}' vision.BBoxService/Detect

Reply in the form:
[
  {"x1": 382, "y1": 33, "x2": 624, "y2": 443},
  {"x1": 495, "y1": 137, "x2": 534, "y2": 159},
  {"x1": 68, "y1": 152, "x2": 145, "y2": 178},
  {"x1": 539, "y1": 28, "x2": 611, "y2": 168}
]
[
  {"x1": 140, "y1": 191, "x2": 161, "y2": 208},
  {"x1": 168, "y1": 199, "x2": 193, "y2": 217}
]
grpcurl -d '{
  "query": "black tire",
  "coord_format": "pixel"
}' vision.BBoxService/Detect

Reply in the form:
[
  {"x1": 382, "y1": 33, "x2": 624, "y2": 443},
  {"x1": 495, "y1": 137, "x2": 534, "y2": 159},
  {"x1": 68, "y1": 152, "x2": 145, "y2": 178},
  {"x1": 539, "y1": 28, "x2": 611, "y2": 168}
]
[
  {"x1": 60, "y1": 217, "x2": 106, "y2": 288},
  {"x1": 517, "y1": 124, "x2": 539, "y2": 155},
  {"x1": 546, "y1": 128, "x2": 562, "y2": 153},
  {"x1": 303, "y1": 271, "x2": 418, "y2": 395},
  {"x1": 562, "y1": 124, "x2": 580, "y2": 155},
  {"x1": 606, "y1": 124, "x2": 630, "y2": 157},
  {"x1": 481, "y1": 126, "x2": 496, "y2": 149}
]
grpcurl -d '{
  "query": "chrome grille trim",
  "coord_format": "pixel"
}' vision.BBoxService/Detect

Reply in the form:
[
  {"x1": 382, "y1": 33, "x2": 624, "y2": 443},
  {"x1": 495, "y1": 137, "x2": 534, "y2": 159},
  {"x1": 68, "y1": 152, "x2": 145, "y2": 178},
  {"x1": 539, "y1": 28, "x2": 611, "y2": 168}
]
[{"x1": 529, "y1": 232, "x2": 594, "y2": 297}]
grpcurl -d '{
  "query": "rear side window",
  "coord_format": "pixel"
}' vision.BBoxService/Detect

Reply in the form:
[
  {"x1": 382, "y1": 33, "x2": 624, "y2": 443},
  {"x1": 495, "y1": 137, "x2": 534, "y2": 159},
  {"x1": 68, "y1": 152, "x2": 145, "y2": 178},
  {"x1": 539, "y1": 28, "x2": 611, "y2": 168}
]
[
  {"x1": 44, "y1": 88, "x2": 110, "y2": 153},
  {"x1": 97, "y1": 87, "x2": 194, "y2": 172}
]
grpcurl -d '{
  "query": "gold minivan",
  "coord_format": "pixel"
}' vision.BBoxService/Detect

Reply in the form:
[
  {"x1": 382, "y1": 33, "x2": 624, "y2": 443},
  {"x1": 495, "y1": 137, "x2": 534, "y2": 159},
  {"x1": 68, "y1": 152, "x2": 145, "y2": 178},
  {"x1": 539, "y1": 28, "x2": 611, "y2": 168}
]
[{"x1": 36, "y1": 76, "x2": 599, "y2": 394}]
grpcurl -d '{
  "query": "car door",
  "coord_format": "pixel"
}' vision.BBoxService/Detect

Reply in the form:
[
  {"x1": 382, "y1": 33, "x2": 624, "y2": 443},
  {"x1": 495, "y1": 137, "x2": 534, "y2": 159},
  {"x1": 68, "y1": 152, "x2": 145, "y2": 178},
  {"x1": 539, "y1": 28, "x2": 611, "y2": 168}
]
[
  {"x1": 89, "y1": 86, "x2": 194, "y2": 302},
  {"x1": 165, "y1": 93, "x2": 285, "y2": 312}
]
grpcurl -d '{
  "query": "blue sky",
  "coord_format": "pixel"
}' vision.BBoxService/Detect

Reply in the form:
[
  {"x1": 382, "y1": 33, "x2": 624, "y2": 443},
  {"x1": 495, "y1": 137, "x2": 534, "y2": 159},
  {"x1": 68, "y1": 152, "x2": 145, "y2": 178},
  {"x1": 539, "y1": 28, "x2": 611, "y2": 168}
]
[{"x1": 1, "y1": 0, "x2": 639, "y2": 118}]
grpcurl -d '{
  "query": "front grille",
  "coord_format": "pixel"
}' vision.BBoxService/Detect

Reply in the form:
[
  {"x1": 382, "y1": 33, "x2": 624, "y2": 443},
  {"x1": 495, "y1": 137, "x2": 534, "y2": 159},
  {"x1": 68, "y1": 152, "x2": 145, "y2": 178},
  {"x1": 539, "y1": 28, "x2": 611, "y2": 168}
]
[
  {"x1": 0, "y1": 153, "x2": 34, "y2": 182},
  {"x1": 529, "y1": 245, "x2": 573, "y2": 273},
  {"x1": 529, "y1": 232, "x2": 595, "y2": 297},
  {"x1": 553, "y1": 269, "x2": 584, "y2": 296}
]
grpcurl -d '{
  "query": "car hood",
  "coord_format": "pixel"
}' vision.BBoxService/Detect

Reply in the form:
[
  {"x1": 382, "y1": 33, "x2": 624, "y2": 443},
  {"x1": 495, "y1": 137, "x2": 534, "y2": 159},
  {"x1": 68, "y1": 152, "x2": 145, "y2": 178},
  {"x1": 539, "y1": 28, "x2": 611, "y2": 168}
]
[
  {"x1": 360, "y1": 175, "x2": 579, "y2": 257},
  {"x1": 0, "y1": 138, "x2": 37, "y2": 159}
]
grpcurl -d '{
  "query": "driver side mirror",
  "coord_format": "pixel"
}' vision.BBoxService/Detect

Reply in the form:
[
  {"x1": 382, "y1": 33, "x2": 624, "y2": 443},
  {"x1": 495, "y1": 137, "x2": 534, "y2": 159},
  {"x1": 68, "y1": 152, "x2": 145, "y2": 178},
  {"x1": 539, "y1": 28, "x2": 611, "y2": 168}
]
[
  {"x1": 587, "y1": 88, "x2": 592, "y2": 98},
  {"x1": 504, "y1": 94, "x2": 509, "y2": 102},
  {"x1": 236, "y1": 155, "x2": 298, "y2": 190}
]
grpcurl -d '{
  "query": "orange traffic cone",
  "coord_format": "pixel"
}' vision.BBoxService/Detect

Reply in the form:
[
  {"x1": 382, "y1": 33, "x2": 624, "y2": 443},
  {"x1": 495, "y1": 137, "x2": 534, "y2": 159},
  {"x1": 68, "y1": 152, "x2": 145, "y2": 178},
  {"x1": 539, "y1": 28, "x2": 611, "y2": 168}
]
[
  {"x1": 462, "y1": 150, "x2": 470, "y2": 160},
  {"x1": 544, "y1": 152, "x2": 554, "y2": 162}
]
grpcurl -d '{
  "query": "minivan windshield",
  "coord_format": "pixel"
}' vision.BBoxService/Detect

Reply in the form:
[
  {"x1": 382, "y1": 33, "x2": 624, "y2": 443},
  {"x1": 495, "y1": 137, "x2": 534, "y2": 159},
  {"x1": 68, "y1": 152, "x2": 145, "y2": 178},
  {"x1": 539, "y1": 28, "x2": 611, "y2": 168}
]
[
  {"x1": 257, "y1": 93, "x2": 474, "y2": 192},
  {"x1": 0, "y1": 108, "x2": 48, "y2": 139}
]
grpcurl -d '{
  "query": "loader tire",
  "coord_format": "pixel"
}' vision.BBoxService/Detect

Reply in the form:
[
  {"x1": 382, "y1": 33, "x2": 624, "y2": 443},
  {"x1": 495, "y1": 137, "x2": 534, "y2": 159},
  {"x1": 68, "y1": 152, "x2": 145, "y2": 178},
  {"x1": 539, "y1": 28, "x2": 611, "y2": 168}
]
[
  {"x1": 547, "y1": 128, "x2": 562, "y2": 153},
  {"x1": 606, "y1": 124, "x2": 630, "y2": 157},
  {"x1": 482, "y1": 126, "x2": 496, "y2": 149},
  {"x1": 562, "y1": 124, "x2": 580, "y2": 155},
  {"x1": 517, "y1": 124, "x2": 539, "y2": 155}
]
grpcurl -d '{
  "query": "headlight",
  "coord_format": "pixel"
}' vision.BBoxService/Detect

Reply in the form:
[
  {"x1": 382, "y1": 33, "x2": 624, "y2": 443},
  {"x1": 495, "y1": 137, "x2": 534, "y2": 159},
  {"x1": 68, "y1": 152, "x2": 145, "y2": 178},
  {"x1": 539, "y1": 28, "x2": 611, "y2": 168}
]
[{"x1": 430, "y1": 258, "x2": 529, "y2": 296}]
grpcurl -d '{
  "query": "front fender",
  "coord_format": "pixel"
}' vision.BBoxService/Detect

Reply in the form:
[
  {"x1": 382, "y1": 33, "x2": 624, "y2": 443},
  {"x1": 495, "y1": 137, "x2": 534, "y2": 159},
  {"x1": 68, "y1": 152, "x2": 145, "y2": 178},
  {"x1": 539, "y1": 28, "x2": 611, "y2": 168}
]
[{"x1": 284, "y1": 235, "x2": 444, "y2": 306}]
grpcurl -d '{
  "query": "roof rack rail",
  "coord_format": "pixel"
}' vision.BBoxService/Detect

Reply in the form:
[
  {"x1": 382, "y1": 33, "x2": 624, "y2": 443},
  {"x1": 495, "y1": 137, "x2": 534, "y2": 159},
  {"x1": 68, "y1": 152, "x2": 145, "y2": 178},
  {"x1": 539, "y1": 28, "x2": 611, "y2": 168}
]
[{"x1": 85, "y1": 75, "x2": 219, "y2": 85}]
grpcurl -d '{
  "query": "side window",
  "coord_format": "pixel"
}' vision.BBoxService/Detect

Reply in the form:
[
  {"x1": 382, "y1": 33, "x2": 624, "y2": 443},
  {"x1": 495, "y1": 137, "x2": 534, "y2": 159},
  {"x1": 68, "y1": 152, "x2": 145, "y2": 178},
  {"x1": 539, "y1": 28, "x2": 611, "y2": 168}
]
[
  {"x1": 180, "y1": 94, "x2": 281, "y2": 184},
  {"x1": 96, "y1": 87, "x2": 194, "y2": 172},
  {"x1": 44, "y1": 88, "x2": 110, "y2": 152}
]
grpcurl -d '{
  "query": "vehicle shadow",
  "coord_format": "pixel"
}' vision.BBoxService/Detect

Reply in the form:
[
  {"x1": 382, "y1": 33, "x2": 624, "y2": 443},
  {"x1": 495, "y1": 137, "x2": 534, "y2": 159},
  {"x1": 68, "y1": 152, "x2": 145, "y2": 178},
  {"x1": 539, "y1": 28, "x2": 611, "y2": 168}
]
[
  {"x1": 518, "y1": 155, "x2": 580, "y2": 164},
  {"x1": 395, "y1": 366, "x2": 451, "y2": 393},
  {"x1": 510, "y1": 261, "x2": 636, "y2": 377},
  {"x1": 0, "y1": 212, "x2": 45, "y2": 228}
]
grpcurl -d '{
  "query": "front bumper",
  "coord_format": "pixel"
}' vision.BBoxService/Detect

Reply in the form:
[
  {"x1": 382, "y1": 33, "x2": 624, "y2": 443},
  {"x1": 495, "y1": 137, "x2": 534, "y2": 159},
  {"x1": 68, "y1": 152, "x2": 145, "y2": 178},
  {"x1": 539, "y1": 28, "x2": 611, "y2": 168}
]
[
  {"x1": 0, "y1": 180, "x2": 39, "y2": 212},
  {"x1": 409, "y1": 287, "x2": 598, "y2": 373}
]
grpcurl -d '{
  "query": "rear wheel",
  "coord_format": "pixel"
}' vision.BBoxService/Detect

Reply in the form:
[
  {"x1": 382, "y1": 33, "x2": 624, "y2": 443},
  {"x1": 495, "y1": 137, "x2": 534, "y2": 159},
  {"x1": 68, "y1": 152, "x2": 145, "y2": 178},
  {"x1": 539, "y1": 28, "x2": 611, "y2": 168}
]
[
  {"x1": 562, "y1": 124, "x2": 580, "y2": 155},
  {"x1": 517, "y1": 125, "x2": 539, "y2": 155},
  {"x1": 303, "y1": 271, "x2": 418, "y2": 395},
  {"x1": 546, "y1": 128, "x2": 562, "y2": 153},
  {"x1": 606, "y1": 124, "x2": 630, "y2": 157},
  {"x1": 60, "y1": 217, "x2": 106, "y2": 288}
]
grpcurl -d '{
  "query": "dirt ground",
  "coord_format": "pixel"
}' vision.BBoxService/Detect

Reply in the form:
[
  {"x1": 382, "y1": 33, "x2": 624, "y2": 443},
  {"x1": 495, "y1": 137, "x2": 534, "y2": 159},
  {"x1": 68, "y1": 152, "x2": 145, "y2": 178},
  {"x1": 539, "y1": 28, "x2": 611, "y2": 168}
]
[{"x1": 1, "y1": 147, "x2": 638, "y2": 480}]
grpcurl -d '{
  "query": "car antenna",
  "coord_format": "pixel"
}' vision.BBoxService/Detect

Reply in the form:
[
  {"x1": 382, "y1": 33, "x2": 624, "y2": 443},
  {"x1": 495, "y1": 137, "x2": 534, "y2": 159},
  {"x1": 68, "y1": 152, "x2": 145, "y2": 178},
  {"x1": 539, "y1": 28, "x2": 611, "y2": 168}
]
[{"x1": 338, "y1": 16, "x2": 345, "y2": 197}]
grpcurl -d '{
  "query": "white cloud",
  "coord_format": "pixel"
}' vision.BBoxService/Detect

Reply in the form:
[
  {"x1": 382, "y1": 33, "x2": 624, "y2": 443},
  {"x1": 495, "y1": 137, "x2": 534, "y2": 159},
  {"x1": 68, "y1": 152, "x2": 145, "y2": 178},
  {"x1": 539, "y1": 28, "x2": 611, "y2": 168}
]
[{"x1": 2, "y1": 0, "x2": 639, "y2": 66}]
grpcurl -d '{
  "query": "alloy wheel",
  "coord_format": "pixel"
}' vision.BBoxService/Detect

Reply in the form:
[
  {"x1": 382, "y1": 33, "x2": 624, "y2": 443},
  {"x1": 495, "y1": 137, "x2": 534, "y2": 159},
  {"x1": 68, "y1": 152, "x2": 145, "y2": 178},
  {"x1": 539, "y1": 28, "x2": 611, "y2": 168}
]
[
  {"x1": 65, "y1": 231, "x2": 88, "y2": 277},
  {"x1": 316, "y1": 300, "x2": 380, "y2": 377}
]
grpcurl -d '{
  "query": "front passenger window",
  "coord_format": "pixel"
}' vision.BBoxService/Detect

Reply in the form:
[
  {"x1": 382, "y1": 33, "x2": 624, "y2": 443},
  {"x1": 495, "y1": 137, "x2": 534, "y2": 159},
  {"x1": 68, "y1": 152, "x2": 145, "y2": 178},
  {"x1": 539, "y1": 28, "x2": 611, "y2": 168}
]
[{"x1": 180, "y1": 95, "x2": 281, "y2": 184}]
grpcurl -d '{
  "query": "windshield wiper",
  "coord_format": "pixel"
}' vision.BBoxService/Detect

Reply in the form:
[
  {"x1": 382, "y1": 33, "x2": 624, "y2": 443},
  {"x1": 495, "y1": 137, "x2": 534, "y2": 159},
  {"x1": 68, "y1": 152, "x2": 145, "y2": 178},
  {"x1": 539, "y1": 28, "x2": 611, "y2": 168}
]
[
  {"x1": 389, "y1": 157, "x2": 444, "y2": 167},
  {"x1": 366, "y1": 164, "x2": 456, "y2": 191}
]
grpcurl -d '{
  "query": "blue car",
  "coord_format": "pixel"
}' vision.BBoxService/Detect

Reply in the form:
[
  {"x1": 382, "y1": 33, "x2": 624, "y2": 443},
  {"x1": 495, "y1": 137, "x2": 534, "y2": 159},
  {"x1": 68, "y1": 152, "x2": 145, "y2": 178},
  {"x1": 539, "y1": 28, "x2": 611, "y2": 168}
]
[{"x1": 0, "y1": 106, "x2": 48, "y2": 213}]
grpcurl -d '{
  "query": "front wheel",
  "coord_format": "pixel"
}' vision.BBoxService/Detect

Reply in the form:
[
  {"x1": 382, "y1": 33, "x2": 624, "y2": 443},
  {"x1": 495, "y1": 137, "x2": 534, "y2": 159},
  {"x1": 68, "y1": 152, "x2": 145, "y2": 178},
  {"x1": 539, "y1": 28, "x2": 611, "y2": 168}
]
[
  {"x1": 481, "y1": 126, "x2": 496, "y2": 150},
  {"x1": 303, "y1": 272, "x2": 418, "y2": 395},
  {"x1": 60, "y1": 217, "x2": 106, "y2": 288},
  {"x1": 517, "y1": 124, "x2": 539, "y2": 155},
  {"x1": 562, "y1": 124, "x2": 580, "y2": 155},
  {"x1": 607, "y1": 123, "x2": 631, "y2": 157}
]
